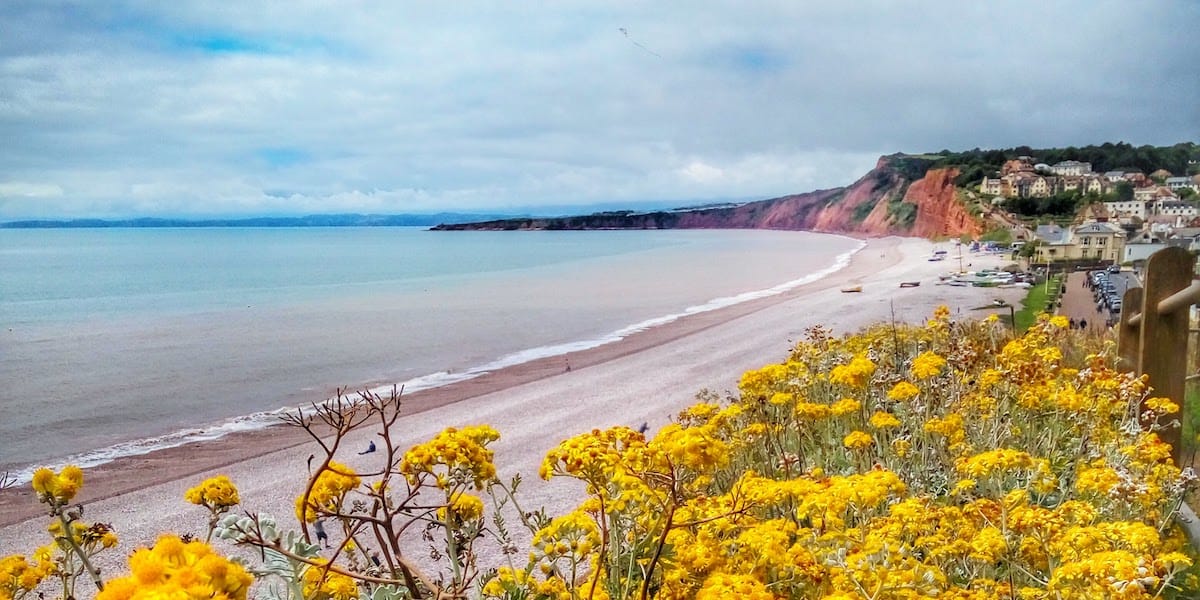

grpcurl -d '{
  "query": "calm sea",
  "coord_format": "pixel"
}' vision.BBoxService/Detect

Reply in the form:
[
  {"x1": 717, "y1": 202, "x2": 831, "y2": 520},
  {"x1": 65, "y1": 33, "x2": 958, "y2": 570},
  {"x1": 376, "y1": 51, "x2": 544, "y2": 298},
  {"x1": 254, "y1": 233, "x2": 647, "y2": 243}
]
[{"x1": 0, "y1": 227, "x2": 861, "y2": 480}]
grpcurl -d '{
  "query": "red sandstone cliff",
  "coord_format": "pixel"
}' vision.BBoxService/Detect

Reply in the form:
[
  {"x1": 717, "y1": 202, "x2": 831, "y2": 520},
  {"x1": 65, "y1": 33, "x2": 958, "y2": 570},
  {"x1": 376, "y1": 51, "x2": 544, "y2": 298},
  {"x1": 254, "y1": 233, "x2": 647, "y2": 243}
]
[{"x1": 434, "y1": 156, "x2": 984, "y2": 238}]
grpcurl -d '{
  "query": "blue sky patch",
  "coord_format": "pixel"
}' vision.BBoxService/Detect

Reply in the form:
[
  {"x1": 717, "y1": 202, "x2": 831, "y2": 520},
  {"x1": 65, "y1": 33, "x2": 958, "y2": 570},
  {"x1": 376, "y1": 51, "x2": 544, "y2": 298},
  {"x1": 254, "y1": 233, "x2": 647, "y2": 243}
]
[{"x1": 256, "y1": 148, "x2": 311, "y2": 168}]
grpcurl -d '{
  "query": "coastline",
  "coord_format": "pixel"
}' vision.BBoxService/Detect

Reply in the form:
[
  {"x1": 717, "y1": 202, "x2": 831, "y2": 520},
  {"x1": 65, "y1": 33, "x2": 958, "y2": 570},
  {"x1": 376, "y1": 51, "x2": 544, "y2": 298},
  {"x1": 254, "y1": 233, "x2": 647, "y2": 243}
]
[
  {"x1": 1, "y1": 235, "x2": 863, "y2": 489},
  {"x1": 0, "y1": 236, "x2": 1024, "y2": 570},
  {"x1": 0, "y1": 236, "x2": 867, "y2": 525}
]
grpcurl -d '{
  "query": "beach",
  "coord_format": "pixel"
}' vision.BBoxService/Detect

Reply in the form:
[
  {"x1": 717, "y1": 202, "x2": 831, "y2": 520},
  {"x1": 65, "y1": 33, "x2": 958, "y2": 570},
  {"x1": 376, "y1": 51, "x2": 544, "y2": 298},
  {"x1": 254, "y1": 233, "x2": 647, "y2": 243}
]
[{"x1": 0, "y1": 235, "x2": 1023, "y2": 585}]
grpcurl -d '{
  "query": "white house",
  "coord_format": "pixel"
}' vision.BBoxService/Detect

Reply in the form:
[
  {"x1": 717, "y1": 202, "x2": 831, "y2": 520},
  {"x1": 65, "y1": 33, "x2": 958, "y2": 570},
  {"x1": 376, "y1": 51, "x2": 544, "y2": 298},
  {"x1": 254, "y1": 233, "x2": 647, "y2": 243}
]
[
  {"x1": 1105, "y1": 200, "x2": 1147, "y2": 219},
  {"x1": 1166, "y1": 176, "x2": 1198, "y2": 192},
  {"x1": 1134, "y1": 187, "x2": 1160, "y2": 202},
  {"x1": 1048, "y1": 160, "x2": 1092, "y2": 176},
  {"x1": 1154, "y1": 200, "x2": 1198, "y2": 218},
  {"x1": 1124, "y1": 241, "x2": 1167, "y2": 263}
]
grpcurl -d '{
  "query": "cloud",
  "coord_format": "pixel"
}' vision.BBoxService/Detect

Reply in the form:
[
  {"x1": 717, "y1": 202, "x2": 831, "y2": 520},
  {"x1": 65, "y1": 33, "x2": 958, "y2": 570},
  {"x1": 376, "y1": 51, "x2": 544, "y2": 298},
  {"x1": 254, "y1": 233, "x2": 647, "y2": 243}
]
[
  {"x1": 0, "y1": 1, "x2": 1197, "y2": 219},
  {"x1": 0, "y1": 182, "x2": 63, "y2": 197}
]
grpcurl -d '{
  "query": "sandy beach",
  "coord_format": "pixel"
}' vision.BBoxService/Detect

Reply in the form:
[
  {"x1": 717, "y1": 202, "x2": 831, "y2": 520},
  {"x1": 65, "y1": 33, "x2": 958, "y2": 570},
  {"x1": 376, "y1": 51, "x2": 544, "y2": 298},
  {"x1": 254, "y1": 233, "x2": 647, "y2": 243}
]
[{"x1": 0, "y1": 235, "x2": 1024, "y2": 585}]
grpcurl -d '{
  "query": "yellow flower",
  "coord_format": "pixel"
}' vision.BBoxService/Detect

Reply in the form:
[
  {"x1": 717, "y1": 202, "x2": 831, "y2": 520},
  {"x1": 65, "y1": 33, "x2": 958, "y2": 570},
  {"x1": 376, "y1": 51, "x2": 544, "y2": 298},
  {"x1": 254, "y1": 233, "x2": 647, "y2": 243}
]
[
  {"x1": 1144, "y1": 396, "x2": 1180, "y2": 415},
  {"x1": 295, "y1": 461, "x2": 361, "y2": 523},
  {"x1": 438, "y1": 492, "x2": 485, "y2": 523},
  {"x1": 887, "y1": 381, "x2": 920, "y2": 401},
  {"x1": 302, "y1": 561, "x2": 360, "y2": 600},
  {"x1": 401, "y1": 425, "x2": 500, "y2": 488},
  {"x1": 96, "y1": 535, "x2": 252, "y2": 600},
  {"x1": 829, "y1": 354, "x2": 876, "y2": 389},
  {"x1": 843, "y1": 430, "x2": 873, "y2": 450},
  {"x1": 31, "y1": 465, "x2": 84, "y2": 505},
  {"x1": 696, "y1": 573, "x2": 775, "y2": 600},
  {"x1": 910, "y1": 351, "x2": 947, "y2": 379},
  {"x1": 184, "y1": 475, "x2": 240, "y2": 511},
  {"x1": 958, "y1": 448, "x2": 1035, "y2": 479},
  {"x1": 830, "y1": 398, "x2": 861, "y2": 416},
  {"x1": 969, "y1": 526, "x2": 1008, "y2": 562},
  {"x1": 869, "y1": 411, "x2": 901, "y2": 429}
]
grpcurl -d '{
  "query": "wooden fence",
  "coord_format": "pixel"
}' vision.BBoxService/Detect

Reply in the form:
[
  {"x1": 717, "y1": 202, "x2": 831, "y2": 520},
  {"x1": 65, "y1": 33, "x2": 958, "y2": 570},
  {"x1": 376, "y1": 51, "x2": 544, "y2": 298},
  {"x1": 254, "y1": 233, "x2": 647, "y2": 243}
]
[{"x1": 1117, "y1": 246, "x2": 1200, "y2": 464}]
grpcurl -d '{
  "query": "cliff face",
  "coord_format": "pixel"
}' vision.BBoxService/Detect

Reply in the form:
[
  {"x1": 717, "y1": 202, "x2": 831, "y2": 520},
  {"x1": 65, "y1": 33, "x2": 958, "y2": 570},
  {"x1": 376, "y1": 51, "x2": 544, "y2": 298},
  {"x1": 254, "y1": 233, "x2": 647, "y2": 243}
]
[{"x1": 433, "y1": 156, "x2": 983, "y2": 238}]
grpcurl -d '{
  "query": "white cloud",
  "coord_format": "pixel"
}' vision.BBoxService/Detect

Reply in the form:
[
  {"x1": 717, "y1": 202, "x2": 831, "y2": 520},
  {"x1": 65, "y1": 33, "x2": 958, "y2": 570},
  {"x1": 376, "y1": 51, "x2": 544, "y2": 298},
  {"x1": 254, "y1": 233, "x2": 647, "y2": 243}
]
[
  {"x1": 0, "y1": 182, "x2": 63, "y2": 197},
  {"x1": 0, "y1": 1, "x2": 1196, "y2": 219}
]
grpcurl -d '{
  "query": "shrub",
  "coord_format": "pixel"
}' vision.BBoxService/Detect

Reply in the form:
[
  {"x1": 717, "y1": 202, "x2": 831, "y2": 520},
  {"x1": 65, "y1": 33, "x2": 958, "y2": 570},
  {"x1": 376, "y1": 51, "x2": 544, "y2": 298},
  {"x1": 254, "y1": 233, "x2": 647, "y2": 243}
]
[{"x1": 4, "y1": 309, "x2": 1198, "y2": 599}]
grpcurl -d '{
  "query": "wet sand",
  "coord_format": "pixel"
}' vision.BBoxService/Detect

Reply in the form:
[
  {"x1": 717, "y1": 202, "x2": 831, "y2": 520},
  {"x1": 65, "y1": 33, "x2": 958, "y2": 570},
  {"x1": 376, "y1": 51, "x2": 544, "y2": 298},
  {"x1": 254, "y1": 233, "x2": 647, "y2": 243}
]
[{"x1": 0, "y1": 236, "x2": 1022, "y2": 582}]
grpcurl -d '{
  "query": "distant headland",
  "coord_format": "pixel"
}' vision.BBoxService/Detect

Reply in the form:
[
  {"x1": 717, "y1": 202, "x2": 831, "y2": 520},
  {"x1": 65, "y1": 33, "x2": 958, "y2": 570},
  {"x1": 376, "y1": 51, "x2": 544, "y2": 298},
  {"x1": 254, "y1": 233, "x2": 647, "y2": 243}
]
[{"x1": 0, "y1": 213, "x2": 512, "y2": 229}]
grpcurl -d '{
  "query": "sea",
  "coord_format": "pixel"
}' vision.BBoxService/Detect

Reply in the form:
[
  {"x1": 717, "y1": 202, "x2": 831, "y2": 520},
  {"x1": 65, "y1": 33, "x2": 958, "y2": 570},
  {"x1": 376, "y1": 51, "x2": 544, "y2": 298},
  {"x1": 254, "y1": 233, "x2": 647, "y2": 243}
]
[{"x1": 0, "y1": 227, "x2": 862, "y2": 482}]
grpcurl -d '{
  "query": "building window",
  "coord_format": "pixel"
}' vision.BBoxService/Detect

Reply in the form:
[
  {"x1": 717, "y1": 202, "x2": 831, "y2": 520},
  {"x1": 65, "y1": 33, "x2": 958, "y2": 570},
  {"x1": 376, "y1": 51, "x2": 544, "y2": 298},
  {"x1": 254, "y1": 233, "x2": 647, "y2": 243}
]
[{"x1": 1098, "y1": 238, "x2": 1106, "y2": 246}]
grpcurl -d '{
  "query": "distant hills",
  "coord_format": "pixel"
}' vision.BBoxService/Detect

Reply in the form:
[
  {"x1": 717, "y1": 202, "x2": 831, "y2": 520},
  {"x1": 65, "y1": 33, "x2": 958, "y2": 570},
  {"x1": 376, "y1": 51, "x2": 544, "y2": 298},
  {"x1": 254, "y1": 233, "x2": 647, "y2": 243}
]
[
  {"x1": 0, "y1": 213, "x2": 513, "y2": 229},
  {"x1": 434, "y1": 142, "x2": 1200, "y2": 238}
]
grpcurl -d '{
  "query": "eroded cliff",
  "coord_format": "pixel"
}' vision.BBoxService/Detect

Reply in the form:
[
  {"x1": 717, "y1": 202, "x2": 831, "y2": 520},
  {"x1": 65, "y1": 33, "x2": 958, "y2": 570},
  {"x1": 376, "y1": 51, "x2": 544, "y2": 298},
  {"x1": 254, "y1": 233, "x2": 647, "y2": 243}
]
[{"x1": 433, "y1": 156, "x2": 983, "y2": 238}]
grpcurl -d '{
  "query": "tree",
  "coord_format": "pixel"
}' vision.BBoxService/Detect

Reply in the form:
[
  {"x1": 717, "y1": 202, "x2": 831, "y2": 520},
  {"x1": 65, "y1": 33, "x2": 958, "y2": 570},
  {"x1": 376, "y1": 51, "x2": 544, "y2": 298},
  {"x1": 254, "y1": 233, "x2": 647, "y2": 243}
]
[
  {"x1": 1113, "y1": 181, "x2": 1134, "y2": 202},
  {"x1": 1019, "y1": 239, "x2": 1040, "y2": 258}
]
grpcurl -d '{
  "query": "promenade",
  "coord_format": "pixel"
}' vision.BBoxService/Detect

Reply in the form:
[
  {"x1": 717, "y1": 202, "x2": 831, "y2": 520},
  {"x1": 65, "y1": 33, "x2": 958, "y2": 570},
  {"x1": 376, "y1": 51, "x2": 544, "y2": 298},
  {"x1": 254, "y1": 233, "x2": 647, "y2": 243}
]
[{"x1": 1057, "y1": 270, "x2": 1140, "y2": 333}]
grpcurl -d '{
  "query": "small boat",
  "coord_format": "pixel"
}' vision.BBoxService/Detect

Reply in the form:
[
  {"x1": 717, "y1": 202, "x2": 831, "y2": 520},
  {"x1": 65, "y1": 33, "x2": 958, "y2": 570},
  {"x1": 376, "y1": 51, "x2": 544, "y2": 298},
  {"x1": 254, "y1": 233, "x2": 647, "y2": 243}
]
[
  {"x1": 899, "y1": 281, "x2": 921, "y2": 288},
  {"x1": 841, "y1": 286, "x2": 863, "y2": 293}
]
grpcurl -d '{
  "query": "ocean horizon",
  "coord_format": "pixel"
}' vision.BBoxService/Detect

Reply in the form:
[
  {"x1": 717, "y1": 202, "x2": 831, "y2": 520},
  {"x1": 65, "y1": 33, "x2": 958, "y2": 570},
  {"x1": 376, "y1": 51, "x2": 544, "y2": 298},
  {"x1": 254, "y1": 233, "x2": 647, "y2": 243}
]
[{"x1": 0, "y1": 227, "x2": 862, "y2": 482}]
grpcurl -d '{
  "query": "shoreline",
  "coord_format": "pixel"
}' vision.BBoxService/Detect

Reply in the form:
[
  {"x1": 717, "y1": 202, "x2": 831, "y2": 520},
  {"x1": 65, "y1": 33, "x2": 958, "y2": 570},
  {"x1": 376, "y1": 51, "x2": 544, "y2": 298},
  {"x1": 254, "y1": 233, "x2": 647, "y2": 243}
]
[
  {"x1": 0, "y1": 236, "x2": 873, "y2": 526},
  {"x1": 0, "y1": 236, "x2": 863, "y2": 486},
  {"x1": 0, "y1": 236, "x2": 1024, "y2": 565}
]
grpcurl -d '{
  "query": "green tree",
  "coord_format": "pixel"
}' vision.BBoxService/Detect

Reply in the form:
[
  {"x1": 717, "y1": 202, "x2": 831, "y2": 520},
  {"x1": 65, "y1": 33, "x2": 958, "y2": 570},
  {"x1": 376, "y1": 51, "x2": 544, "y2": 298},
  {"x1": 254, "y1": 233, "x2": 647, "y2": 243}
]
[
  {"x1": 1019, "y1": 239, "x2": 1040, "y2": 258},
  {"x1": 1113, "y1": 181, "x2": 1134, "y2": 202}
]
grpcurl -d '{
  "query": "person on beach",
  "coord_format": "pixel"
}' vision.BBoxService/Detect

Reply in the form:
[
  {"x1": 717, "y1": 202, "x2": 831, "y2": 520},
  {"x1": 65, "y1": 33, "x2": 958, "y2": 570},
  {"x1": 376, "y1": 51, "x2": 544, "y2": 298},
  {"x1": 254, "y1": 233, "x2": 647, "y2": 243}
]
[
  {"x1": 314, "y1": 519, "x2": 330, "y2": 548},
  {"x1": 358, "y1": 440, "x2": 376, "y2": 455},
  {"x1": 1079, "y1": 318, "x2": 1087, "y2": 331}
]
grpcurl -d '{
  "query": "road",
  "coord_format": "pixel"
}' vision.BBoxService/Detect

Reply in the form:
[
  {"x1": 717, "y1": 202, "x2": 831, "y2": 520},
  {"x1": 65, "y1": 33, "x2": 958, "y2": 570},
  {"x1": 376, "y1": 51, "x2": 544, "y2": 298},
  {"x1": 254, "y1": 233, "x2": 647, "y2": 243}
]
[{"x1": 1058, "y1": 270, "x2": 1140, "y2": 331}]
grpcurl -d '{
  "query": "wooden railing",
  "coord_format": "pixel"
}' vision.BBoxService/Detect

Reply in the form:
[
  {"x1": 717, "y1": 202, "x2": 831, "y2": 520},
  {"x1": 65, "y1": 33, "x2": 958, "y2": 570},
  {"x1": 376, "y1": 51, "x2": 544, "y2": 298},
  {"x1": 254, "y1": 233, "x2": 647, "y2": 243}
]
[{"x1": 1117, "y1": 246, "x2": 1200, "y2": 463}]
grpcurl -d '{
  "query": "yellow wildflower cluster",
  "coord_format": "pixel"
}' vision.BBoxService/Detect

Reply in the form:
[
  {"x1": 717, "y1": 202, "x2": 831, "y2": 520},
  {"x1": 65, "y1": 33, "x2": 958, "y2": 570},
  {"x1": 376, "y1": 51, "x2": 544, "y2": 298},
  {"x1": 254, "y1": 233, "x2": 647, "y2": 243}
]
[
  {"x1": 295, "y1": 461, "x2": 361, "y2": 523},
  {"x1": 400, "y1": 424, "x2": 500, "y2": 488},
  {"x1": 31, "y1": 465, "x2": 83, "y2": 506},
  {"x1": 828, "y1": 354, "x2": 876, "y2": 389},
  {"x1": 494, "y1": 308, "x2": 1198, "y2": 599},
  {"x1": 0, "y1": 546, "x2": 55, "y2": 600},
  {"x1": 437, "y1": 491, "x2": 485, "y2": 523},
  {"x1": 96, "y1": 534, "x2": 252, "y2": 600},
  {"x1": 301, "y1": 562, "x2": 359, "y2": 600},
  {"x1": 481, "y1": 566, "x2": 570, "y2": 599},
  {"x1": 184, "y1": 475, "x2": 240, "y2": 511},
  {"x1": 910, "y1": 350, "x2": 947, "y2": 379}
]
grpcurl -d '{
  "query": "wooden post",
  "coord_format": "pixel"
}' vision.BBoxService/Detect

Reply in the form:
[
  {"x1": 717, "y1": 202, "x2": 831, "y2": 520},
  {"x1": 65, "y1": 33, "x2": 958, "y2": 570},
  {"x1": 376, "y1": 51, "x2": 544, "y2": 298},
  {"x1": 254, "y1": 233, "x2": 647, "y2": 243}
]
[
  {"x1": 1117, "y1": 286, "x2": 1144, "y2": 373},
  {"x1": 1138, "y1": 247, "x2": 1196, "y2": 463}
]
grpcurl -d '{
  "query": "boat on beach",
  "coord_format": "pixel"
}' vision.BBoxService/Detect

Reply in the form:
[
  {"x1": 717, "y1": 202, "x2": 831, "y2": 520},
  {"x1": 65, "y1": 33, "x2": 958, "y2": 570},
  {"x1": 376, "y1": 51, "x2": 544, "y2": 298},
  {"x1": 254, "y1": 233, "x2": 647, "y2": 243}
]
[{"x1": 841, "y1": 285, "x2": 863, "y2": 293}]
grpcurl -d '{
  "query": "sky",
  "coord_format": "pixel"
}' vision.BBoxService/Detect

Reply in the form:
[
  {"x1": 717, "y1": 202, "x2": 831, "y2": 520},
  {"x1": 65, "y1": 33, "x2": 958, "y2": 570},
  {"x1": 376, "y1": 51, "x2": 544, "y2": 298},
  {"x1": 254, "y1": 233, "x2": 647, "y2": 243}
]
[{"x1": 1, "y1": 1, "x2": 1197, "y2": 220}]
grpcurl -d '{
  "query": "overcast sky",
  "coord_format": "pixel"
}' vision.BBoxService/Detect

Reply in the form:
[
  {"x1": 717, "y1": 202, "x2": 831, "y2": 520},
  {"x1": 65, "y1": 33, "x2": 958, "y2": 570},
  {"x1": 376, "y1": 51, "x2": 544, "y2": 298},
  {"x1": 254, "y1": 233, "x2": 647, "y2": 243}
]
[{"x1": 1, "y1": 1, "x2": 1197, "y2": 219}]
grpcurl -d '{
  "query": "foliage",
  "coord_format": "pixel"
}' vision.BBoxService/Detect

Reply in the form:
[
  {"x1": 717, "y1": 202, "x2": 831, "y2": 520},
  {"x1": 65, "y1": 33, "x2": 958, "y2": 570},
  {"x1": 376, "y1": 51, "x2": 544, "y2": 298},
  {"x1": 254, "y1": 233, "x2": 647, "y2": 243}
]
[
  {"x1": 1014, "y1": 274, "x2": 1063, "y2": 332},
  {"x1": 927, "y1": 142, "x2": 1200, "y2": 184},
  {"x1": 979, "y1": 227, "x2": 1013, "y2": 244},
  {"x1": 5, "y1": 313, "x2": 1200, "y2": 599},
  {"x1": 1003, "y1": 191, "x2": 1085, "y2": 218},
  {"x1": 886, "y1": 198, "x2": 918, "y2": 228},
  {"x1": 1113, "y1": 181, "x2": 1135, "y2": 202},
  {"x1": 851, "y1": 199, "x2": 876, "y2": 223},
  {"x1": 886, "y1": 155, "x2": 938, "y2": 181}
]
